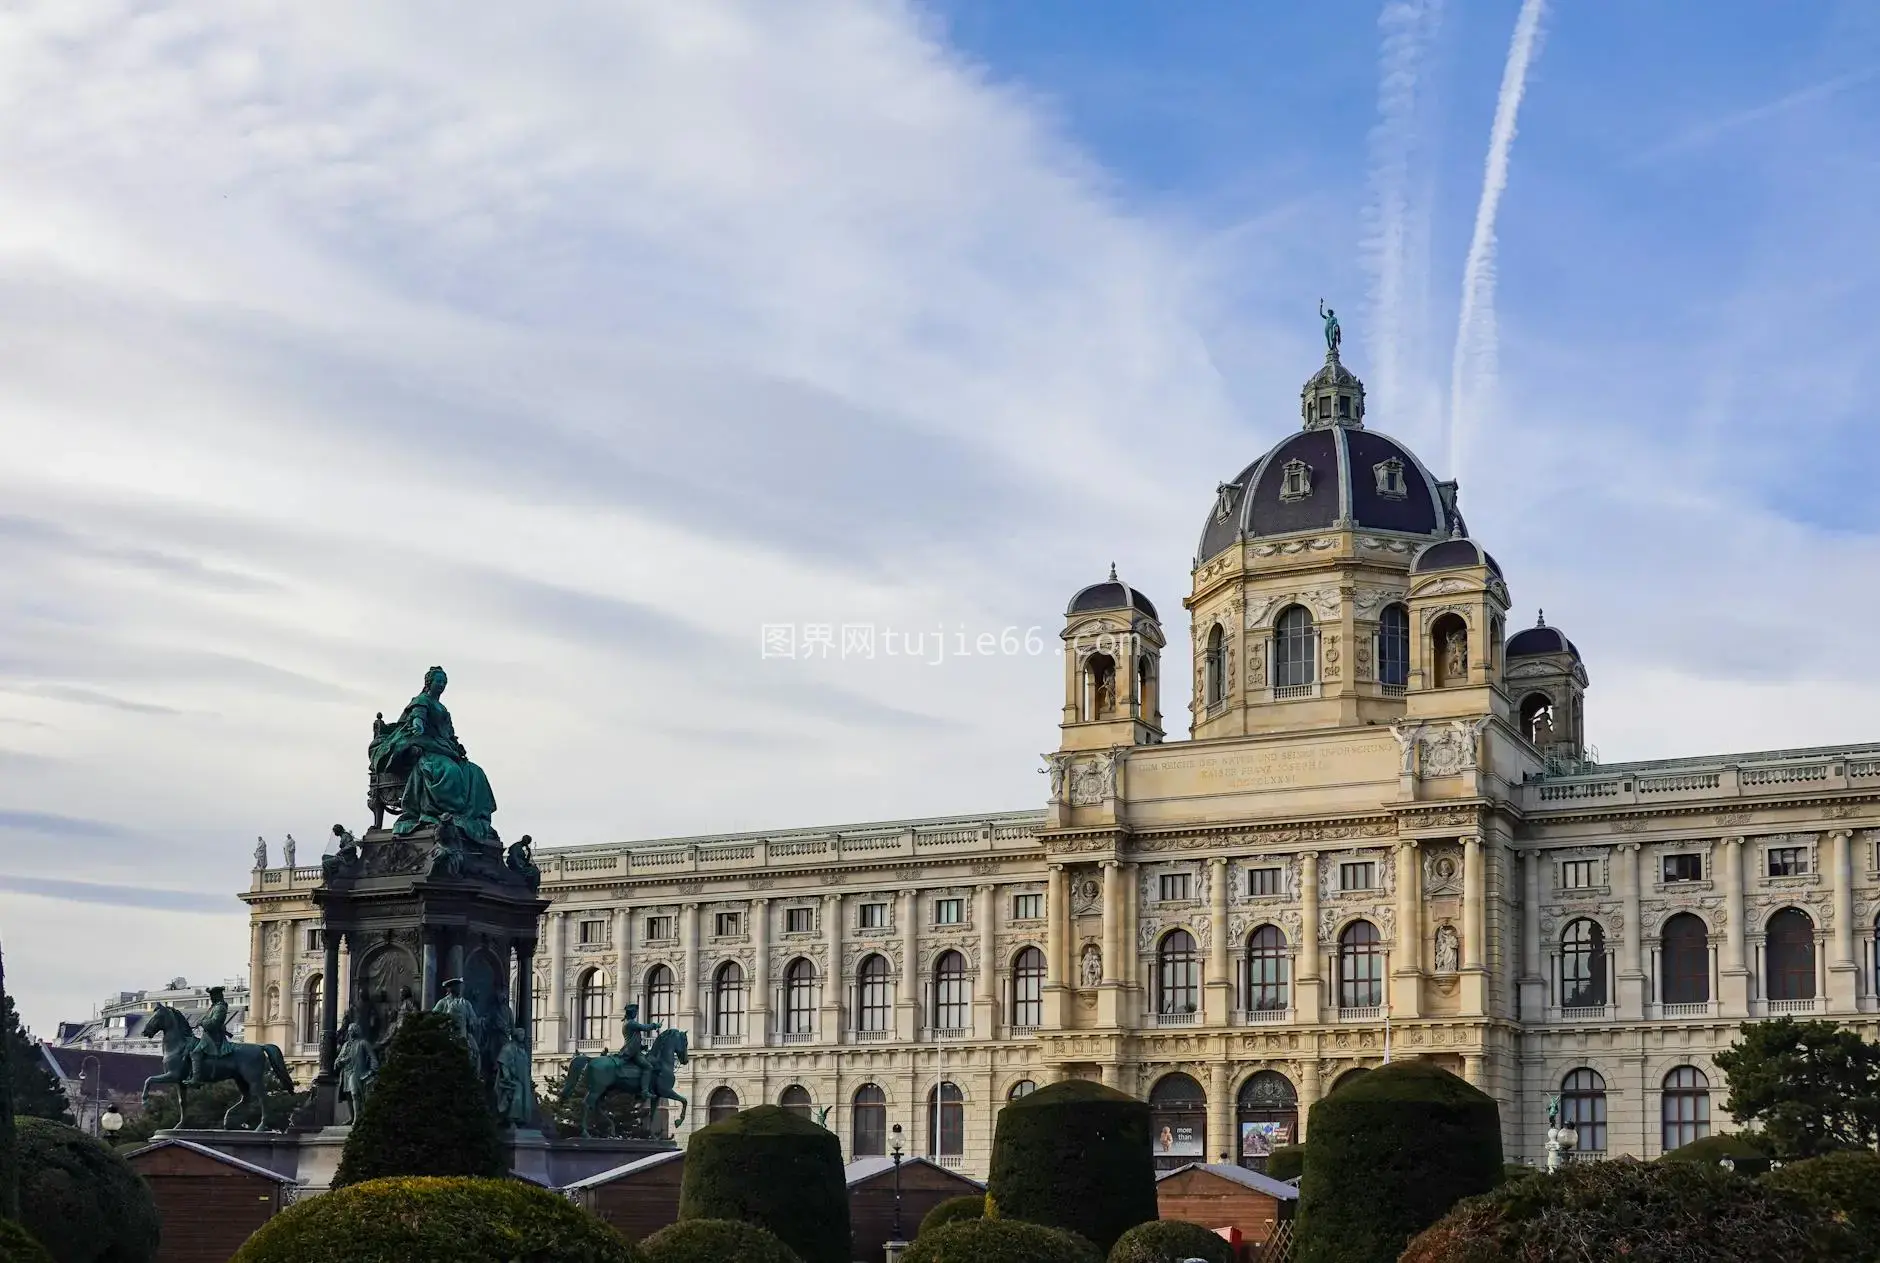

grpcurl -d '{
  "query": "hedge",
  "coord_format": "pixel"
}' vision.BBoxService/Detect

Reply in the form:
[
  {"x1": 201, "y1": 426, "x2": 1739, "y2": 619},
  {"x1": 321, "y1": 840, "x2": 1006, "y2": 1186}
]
[
  {"x1": 903, "y1": 1219, "x2": 1099, "y2": 1263},
  {"x1": 0, "y1": 1220, "x2": 52, "y2": 1263},
  {"x1": 17, "y1": 1117, "x2": 159, "y2": 1263},
  {"x1": 1294, "y1": 1060, "x2": 1500, "y2": 1263},
  {"x1": 1107, "y1": 1219, "x2": 1236, "y2": 1263},
  {"x1": 677, "y1": 1105, "x2": 847, "y2": 1263},
  {"x1": 1499, "y1": 1163, "x2": 1539, "y2": 1185},
  {"x1": 1763, "y1": 1150, "x2": 1880, "y2": 1261},
  {"x1": 1400, "y1": 1156, "x2": 1846, "y2": 1263},
  {"x1": 639, "y1": 1218, "x2": 802, "y2": 1263},
  {"x1": 917, "y1": 1194, "x2": 985, "y2": 1236},
  {"x1": 1264, "y1": 1144, "x2": 1305, "y2": 1183},
  {"x1": 986, "y1": 1079, "x2": 1156, "y2": 1253},
  {"x1": 334, "y1": 1014, "x2": 505, "y2": 1187},
  {"x1": 230, "y1": 1176, "x2": 640, "y2": 1263},
  {"x1": 1659, "y1": 1132, "x2": 1771, "y2": 1176}
]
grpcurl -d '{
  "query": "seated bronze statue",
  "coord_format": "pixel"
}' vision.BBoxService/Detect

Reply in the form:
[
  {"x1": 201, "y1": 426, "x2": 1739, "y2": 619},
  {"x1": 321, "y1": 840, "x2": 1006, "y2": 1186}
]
[{"x1": 368, "y1": 666, "x2": 499, "y2": 842}]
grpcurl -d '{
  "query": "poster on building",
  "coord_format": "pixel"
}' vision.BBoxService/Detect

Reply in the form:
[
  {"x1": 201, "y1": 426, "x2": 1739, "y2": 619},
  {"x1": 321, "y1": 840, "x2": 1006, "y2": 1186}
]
[
  {"x1": 1154, "y1": 1121, "x2": 1206, "y2": 1158},
  {"x1": 1239, "y1": 1120, "x2": 1292, "y2": 1157}
]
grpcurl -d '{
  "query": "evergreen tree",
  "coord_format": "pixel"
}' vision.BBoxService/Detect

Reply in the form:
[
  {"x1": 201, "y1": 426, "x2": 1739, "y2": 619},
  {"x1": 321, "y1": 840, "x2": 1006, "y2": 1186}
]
[
  {"x1": 0, "y1": 977, "x2": 69, "y2": 1126},
  {"x1": 1, "y1": 937, "x2": 17, "y2": 1220},
  {"x1": 1716, "y1": 1017, "x2": 1880, "y2": 1159},
  {"x1": 333, "y1": 1013, "x2": 504, "y2": 1187}
]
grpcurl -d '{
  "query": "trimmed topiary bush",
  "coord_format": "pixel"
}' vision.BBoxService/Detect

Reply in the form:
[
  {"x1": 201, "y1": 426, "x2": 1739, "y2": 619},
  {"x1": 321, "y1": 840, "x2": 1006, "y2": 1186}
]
[
  {"x1": 333, "y1": 1013, "x2": 505, "y2": 1188},
  {"x1": 1295, "y1": 1060, "x2": 1500, "y2": 1263},
  {"x1": 1499, "y1": 1162, "x2": 1539, "y2": 1185},
  {"x1": 986, "y1": 1079, "x2": 1155, "y2": 1253},
  {"x1": 231, "y1": 1175, "x2": 640, "y2": 1262},
  {"x1": 1107, "y1": 1219, "x2": 1235, "y2": 1263},
  {"x1": 0, "y1": 1220, "x2": 53, "y2": 1263},
  {"x1": 17, "y1": 1117, "x2": 159, "y2": 1263},
  {"x1": 918, "y1": 1194, "x2": 985, "y2": 1236},
  {"x1": 677, "y1": 1105, "x2": 847, "y2": 1263},
  {"x1": 904, "y1": 1219, "x2": 1099, "y2": 1263},
  {"x1": 1264, "y1": 1144, "x2": 1305, "y2": 1182},
  {"x1": 639, "y1": 1218, "x2": 801, "y2": 1263},
  {"x1": 1400, "y1": 1157, "x2": 1845, "y2": 1263},
  {"x1": 1659, "y1": 1132, "x2": 1771, "y2": 1175},
  {"x1": 1764, "y1": 1150, "x2": 1880, "y2": 1261}
]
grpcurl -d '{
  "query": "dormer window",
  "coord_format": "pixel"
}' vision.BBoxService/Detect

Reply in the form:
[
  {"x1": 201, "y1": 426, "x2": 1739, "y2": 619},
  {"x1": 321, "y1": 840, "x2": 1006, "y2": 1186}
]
[
  {"x1": 1337, "y1": 394, "x2": 1351, "y2": 418},
  {"x1": 1279, "y1": 459, "x2": 1313, "y2": 502},
  {"x1": 1213, "y1": 481, "x2": 1240, "y2": 524},
  {"x1": 1373, "y1": 458, "x2": 1407, "y2": 499}
]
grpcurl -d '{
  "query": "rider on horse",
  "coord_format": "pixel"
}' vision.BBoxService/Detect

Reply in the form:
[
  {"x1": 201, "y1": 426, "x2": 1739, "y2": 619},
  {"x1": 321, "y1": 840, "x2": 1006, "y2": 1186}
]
[
  {"x1": 188, "y1": 985, "x2": 235, "y2": 1084},
  {"x1": 621, "y1": 1003, "x2": 661, "y2": 1102}
]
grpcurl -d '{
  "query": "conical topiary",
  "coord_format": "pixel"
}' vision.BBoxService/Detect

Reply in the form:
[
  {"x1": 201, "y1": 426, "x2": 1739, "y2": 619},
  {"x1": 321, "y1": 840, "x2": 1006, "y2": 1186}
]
[
  {"x1": 985, "y1": 1078, "x2": 1156, "y2": 1253},
  {"x1": 333, "y1": 1013, "x2": 504, "y2": 1187},
  {"x1": 678, "y1": 1105, "x2": 849, "y2": 1263}
]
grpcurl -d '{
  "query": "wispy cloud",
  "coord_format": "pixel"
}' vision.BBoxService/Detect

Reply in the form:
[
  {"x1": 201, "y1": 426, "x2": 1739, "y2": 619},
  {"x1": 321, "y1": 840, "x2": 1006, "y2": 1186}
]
[
  {"x1": 1632, "y1": 62, "x2": 1880, "y2": 163},
  {"x1": 1446, "y1": 0, "x2": 1548, "y2": 481}
]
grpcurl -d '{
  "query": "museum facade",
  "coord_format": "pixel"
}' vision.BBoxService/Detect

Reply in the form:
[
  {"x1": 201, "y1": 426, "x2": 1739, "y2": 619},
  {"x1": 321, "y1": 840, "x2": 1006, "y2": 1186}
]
[{"x1": 241, "y1": 343, "x2": 1880, "y2": 1176}]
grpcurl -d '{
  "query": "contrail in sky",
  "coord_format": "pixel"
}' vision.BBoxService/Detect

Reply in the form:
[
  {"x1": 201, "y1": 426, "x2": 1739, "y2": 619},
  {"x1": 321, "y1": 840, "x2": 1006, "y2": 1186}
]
[{"x1": 1447, "y1": 0, "x2": 1547, "y2": 482}]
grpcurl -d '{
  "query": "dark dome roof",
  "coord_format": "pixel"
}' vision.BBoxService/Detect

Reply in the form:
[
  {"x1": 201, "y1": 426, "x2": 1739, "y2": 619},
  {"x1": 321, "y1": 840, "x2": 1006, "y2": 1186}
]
[
  {"x1": 1506, "y1": 614, "x2": 1578, "y2": 659},
  {"x1": 1068, "y1": 567, "x2": 1158, "y2": 620},
  {"x1": 1411, "y1": 537, "x2": 1502, "y2": 577}
]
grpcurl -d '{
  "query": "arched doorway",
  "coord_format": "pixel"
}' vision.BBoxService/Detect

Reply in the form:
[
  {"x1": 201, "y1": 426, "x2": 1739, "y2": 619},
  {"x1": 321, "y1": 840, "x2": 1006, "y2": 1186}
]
[
  {"x1": 1149, "y1": 1072, "x2": 1207, "y2": 1170},
  {"x1": 1236, "y1": 1071, "x2": 1298, "y2": 1170}
]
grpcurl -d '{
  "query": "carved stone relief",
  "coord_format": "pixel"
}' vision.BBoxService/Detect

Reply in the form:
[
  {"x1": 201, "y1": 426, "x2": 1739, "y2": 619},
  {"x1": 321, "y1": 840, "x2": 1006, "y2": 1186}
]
[{"x1": 1422, "y1": 845, "x2": 1463, "y2": 896}]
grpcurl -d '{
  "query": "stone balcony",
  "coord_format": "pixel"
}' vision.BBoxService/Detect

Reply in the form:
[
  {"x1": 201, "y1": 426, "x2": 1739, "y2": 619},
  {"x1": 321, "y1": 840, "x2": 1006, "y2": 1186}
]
[{"x1": 1523, "y1": 743, "x2": 1880, "y2": 815}]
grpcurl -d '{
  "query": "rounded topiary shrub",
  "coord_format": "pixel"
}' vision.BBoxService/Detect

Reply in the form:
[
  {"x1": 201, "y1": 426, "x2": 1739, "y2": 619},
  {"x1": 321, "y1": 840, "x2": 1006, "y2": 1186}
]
[
  {"x1": 1764, "y1": 1150, "x2": 1880, "y2": 1261},
  {"x1": 1294, "y1": 1060, "x2": 1500, "y2": 1263},
  {"x1": 986, "y1": 1079, "x2": 1155, "y2": 1253},
  {"x1": 677, "y1": 1105, "x2": 847, "y2": 1263},
  {"x1": 1400, "y1": 1157, "x2": 1845, "y2": 1263},
  {"x1": 904, "y1": 1219, "x2": 1099, "y2": 1263},
  {"x1": 918, "y1": 1194, "x2": 985, "y2": 1236},
  {"x1": 1500, "y1": 1162, "x2": 1539, "y2": 1185},
  {"x1": 334, "y1": 1013, "x2": 505, "y2": 1187},
  {"x1": 0, "y1": 1219, "x2": 54, "y2": 1263},
  {"x1": 1659, "y1": 1132, "x2": 1771, "y2": 1176},
  {"x1": 640, "y1": 1218, "x2": 802, "y2": 1263},
  {"x1": 1264, "y1": 1144, "x2": 1305, "y2": 1183},
  {"x1": 1108, "y1": 1219, "x2": 1235, "y2": 1263},
  {"x1": 231, "y1": 1175, "x2": 641, "y2": 1263},
  {"x1": 17, "y1": 1117, "x2": 159, "y2": 1263}
]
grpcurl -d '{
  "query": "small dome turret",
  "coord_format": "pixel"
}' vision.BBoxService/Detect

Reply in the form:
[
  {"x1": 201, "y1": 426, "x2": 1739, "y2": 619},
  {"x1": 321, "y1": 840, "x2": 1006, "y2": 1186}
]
[
  {"x1": 1507, "y1": 610, "x2": 1579, "y2": 660},
  {"x1": 1067, "y1": 563, "x2": 1158, "y2": 620}
]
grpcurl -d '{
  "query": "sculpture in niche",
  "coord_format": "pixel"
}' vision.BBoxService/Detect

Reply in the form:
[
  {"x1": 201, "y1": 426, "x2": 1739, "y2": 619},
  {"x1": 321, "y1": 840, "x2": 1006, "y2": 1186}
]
[
  {"x1": 1434, "y1": 924, "x2": 1460, "y2": 975},
  {"x1": 1440, "y1": 628, "x2": 1468, "y2": 686},
  {"x1": 1081, "y1": 943, "x2": 1103, "y2": 988}
]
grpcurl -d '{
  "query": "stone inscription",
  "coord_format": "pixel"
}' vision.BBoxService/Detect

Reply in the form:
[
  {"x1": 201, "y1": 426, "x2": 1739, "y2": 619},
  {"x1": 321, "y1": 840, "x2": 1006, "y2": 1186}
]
[{"x1": 1136, "y1": 739, "x2": 1397, "y2": 796}]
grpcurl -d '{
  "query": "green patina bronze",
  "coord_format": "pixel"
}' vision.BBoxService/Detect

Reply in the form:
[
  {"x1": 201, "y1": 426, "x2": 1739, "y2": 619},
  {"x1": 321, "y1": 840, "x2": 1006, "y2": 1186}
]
[
  {"x1": 336, "y1": 1023, "x2": 379, "y2": 1117},
  {"x1": 558, "y1": 1025, "x2": 691, "y2": 1138},
  {"x1": 431, "y1": 978, "x2": 483, "y2": 1064},
  {"x1": 495, "y1": 1027, "x2": 535, "y2": 1127},
  {"x1": 140, "y1": 998, "x2": 294, "y2": 1130},
  {"x1": 369, "y1": 666, "x2": 499, "y2": 842},
  {"x1": 1320, "y1": 298, "x2": 1342, "y2": 356}
]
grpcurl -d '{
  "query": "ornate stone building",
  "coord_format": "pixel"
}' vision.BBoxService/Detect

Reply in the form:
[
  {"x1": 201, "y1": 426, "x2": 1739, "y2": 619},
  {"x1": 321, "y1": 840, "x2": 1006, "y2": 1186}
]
[{"x1": 242, "y1": 343, "x2": 1880, "y2": 1176}]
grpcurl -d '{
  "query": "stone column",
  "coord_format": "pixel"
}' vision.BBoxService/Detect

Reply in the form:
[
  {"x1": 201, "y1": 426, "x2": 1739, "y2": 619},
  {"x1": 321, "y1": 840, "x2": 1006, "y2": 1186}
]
[
  {"x1": 612, "y1": 907, "x2": 631, "y2": 1023},
  {"x1": 544, "y1": 912, "x2": 565, "y2": 1050},
  {"x1": 1462, "y1": 1052, "x2": 1484, "y2": 1087},
  {"x1": 1205, "y1": 857, "x2": 1231, "y2": 1024},
  {"x1": 822, "y1": 893, "x2": 844, "y2": 1040},
  {"x1": 1103, "y1": 862, "x2": 1124, "y2": 984},
  {"x1": 421, "y1": 926, "x2": 440, "y2": 1011},
  {"x1": 1298, "y1": 852, "x2": 1322, "y2": 1022},
  {"x1": 1391, "y1": 841, "x2": 1423, "y2": 1019},
  {"x1": 1719, "y1": 837, "x2": 1748, "y2": 1017},
  {"x1": 751, "y1": 898, "x2": 771, "y2": 1046},
  {"x1": 1297, "y1": 1059, "x2": 1321, "y2": 1143},
  {"x1": 1044, "y1": 864, "x2": 1069, "y2": 1028},
  {"x1": 1830, "y1": 829, "x2": 1858, "y2": 1011},
  {"x1": 679, "y1": 904, "x2": 700, "y2": 1029},
  {"x1": 976, "y1": 884, "x2": 998, "y2": 1038},
  {"x1": 1461, "y1": 834, "x2": 1486, "y2": 1014},
  {"x1": 1519, "y1": 850, "x2": 1546, "y2": 1021},
  {"x1": 897, "y1": 888, "x2": 919, "y2": 1040},
  {"x1": 247, "y1": 920, "x2": 267, "y2": 1043},
  {"x1": 1209, "y1": 1060, "x2": 1232, "y2": 1165},
  {"x1": 514, "y1": 944, "x2": 535, "y2": 1047},
  {"x1": 1617, "y1": 844, "x2": 1645, "y2": 1019},
  {"x1": 318, "y1": 932, "x2": 341, "y2": 1075}
]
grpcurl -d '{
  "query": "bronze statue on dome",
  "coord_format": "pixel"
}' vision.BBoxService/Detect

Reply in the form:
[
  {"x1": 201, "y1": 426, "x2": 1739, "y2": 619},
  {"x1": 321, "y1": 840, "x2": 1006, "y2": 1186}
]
[{"x1": 1320, "y1": 299, "x2": 1341, "y2": 356}]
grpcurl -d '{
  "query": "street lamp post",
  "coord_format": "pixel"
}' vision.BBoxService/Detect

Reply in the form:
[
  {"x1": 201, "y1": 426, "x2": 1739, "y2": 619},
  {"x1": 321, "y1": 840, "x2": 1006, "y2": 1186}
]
[
  {"x1": 885, "y1": 1122, "x2": 907, "y2": 1262},
  {"x1": 101, "y1": 1103, "x2": 124, "y2": 1145},
  {"x1": 1543, "y1": 1094, "x2": 1578, "y2": 1173}
]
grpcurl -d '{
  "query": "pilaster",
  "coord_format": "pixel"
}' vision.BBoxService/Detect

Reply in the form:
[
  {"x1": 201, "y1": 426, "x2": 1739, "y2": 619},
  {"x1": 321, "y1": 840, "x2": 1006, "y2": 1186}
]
[
  {"x1": 1298, "y1": 852, "x2": 1322, "y2": 1023},
  {"x1": 1617, "y1": 844, "x2": 1647, "y2": 1020},
  {"x1": 1099, "y1": 862, "x2": 1126, "y2": 1027},
  {"x1": 1830, "y1": 829, "x2": 1858, "y2": 1011},
  {"x1": 1719, "y1": 838, "x2": 1749, "y2": 1018},
  {"x1": 1209, "y1": 1060, "x2": 1233, "y2": 1165},
  {"x1": 822, "y1": 893, "x2": 844, "y2": 1039},
  {"x1": 679, "y1": 903, "x2": 700, "y2": 1031},
  {"x1": 1390, "y1": 840, "x2": 1423, "y2": 1018},
  {"x1": 1044, "y1": 864, "x2": 1070, "y2": 1029},
  {"x1": 1460, "y1": 834, "x2": 1486, "y2": 1014},
  {"x1": 1205, "y1": 857, "x2": 1232, "y2": 1023},
  {"x1": 897, "y1": 889, "x2": 919, "y2": 1040},
  {"x1": 975, "y1": 884, "x2": 998, "y2": 1038},
  {"x1": 1519, "y1": 850, "x2": 1545, "y2": 1020},
  {"x1": 546, "y1": 911, "x2": 567, "y2": 1051},
  {"x1": 750, "y1": 897, "x2": 771, "y2": 1046}
]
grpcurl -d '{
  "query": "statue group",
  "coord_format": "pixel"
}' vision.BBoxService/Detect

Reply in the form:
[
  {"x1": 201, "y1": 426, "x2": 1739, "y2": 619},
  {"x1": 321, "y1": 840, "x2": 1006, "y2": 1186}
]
[{"x1": 556, "y1": 1002, "x2": 692, "y2": 1138}]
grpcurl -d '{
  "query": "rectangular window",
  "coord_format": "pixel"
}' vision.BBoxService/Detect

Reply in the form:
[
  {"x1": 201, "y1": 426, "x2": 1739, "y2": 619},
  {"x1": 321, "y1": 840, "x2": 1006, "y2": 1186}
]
[
  {"x1": 859, "y1": 902, "x2": 888, "y2": 929},
  {"x1": 306, "y1": 928, "x2": 326, "y2": 952},
  {"x1": 1247, "y1": 867, "x2": 1283, "y2": 898},
  {"x1": 578, "y1": 919, "x2": 606, "y2": 946},
  {"x1": 1158, "y1": 872, "x2": 1192, "y2": 902},
  {"x1": 1340, "y1": 862, "x2": 1376, "y2": 892},
  {"x1": 934, "y1": 898, "x2": 964, "y2": 926},
  {"x1": 1767, "y1": 847, "x2": 1809, "y2": 877},
  {"x1": 1662, "y1": 854, "x2": 1703, "y2": 884},
  {"x1": 785, "y1": 907, "x2": 815, "y2": 934},
  {"x1": 714, "y1": 911, "x2": 743, "y2": 937},
  {"x1": 644, "y1": 915, "x2": 674, "y2": 942},
  {"x1": 1560, "y1": 859, "x2": 1598, "y2": 890},
  {"x1": 1012, "y1": 893, "x2": 1043, "y2": 921}
]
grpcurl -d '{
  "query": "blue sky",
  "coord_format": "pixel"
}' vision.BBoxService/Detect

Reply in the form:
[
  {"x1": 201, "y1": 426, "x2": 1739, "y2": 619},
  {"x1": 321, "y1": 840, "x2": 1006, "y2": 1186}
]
[{"x1": 0, "y1": 0, "x2": 1877, "y2": 1030}]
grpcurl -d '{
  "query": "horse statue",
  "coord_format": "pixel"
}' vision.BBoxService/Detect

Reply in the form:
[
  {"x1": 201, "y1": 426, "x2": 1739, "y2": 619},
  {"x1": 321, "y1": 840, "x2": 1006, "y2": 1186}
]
[
  {"x1": 558, "y1": 1026, "x2": 689, "y2": 1138},
  {"x1": 139, "y1": 1002, "x2": 295, "y2": 1130}
]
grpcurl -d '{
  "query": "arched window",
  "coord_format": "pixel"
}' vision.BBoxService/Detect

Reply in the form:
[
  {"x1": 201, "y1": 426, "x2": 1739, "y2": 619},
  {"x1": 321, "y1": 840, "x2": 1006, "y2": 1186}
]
[
  {"x1": 1274, "y1": 606, "x2": 1316, "y2": 689},
  {"x1": 1011, "y1": 947, "x2": 1045, "y2": 1028},
  {"x1": 1236, "y1": 1071, "x2": 1298, "y2": 1169},
  {"x1": 857, "y1": 954, "x2": 891, "y2": 1034},
  {"x1": 1432, "y1": 612, "x2": 1469, "y2": 688},
  {"x1": 928, "y1": 1082, "x2": 963, "y2": 1158},
  {"x1": 300, "y1": 974, "x2": 323, "y2": 1047},
  {"x1": 1138, "y1": 655, "x2": 1156, "y2": 716},
  {"x1": 1766, "y1": 908, "x2": 1817, "y2": 1001},
  {"x1": 1150, "y1": 1073, "x2": 1207, "y2": 1170},
  {"x1": 707, "y1": 1086, "x2": 740, "y2": 1125},
  {"x1": 1378, "y1": 604, "x2": 1410, "y2": 689},
  {"x1": 1085, "y1": 653, "x2": 1117, "y2": 719},
  {"x1": 1338, "y1": 920, "x2": 1383, "y2": 1009},
  {"x1": 783, "y1": 958, "x2": 816, "y2": 1036},
  {"x1": 1561, "y1": 920, "x2": 1607, "y2": 1009},
  {"x1": 932, "y1": 951, "x2": 969, "y2": 1031},
  {"x1": 1560, "y1": 1068, "x2": 1608, "y2": 1154},
  {"x1": 1520, "y1": 692, "x2": 1557, "y2": 747},
  {"x1": 779, "y1": 1084, "x2": 812, "y2": 1118},
  {"x1": 1245, "y1": 924, "x2": 1289, "y2": 1013},
  {"x1": 1007, "y1": 1079, "x2": 1037, "y2": 1101},
  {"x1": 1204, "y1": 625, "x2": 1226, "y2": 707},
  {"x1": 852, "y1": 1084, "x2": 887, "y2": 1156},
  {"x1": 1157, "y1": 930, "x2": 1199, "y2": 1016},
  {"x1": 643, "y1": 964, "x2": 676, "y2": 1027},
  {"x1": 1661, "y1": 1066, "x2": 1710, "y2": 1152},
  {"x1": 577, "y1": 968, "x2": 610, "y2": 1042},
  {"x1": 712, "y1": 962, "x2": 746, "y2": 1040},
  {"x1": 1661, "y1": 914, "x2": 1710, "y2": 1005}
]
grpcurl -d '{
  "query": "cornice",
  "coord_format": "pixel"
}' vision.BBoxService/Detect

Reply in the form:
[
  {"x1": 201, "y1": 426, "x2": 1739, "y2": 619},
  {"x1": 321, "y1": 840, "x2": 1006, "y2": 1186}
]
[{"x1": 1527, "y1": 792, "x2": 1880, "y2": 832}]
